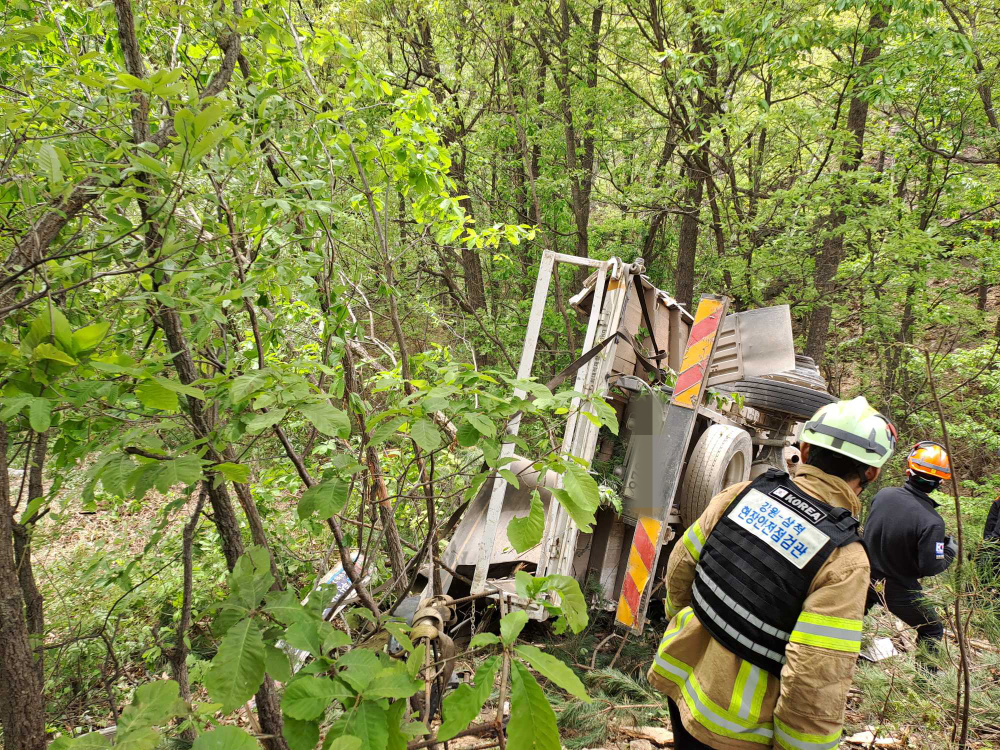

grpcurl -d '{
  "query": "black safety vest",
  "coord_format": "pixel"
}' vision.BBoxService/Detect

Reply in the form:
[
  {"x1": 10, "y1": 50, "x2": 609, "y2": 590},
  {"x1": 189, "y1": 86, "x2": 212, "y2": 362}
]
[{"x1": 690, "y1": 469, "x2": 862, "y2": 676}]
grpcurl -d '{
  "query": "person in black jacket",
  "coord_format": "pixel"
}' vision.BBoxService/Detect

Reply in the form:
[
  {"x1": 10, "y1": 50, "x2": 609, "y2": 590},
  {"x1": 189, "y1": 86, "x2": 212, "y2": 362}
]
[
  {"x1": 977, "y1": 494, "x2": 1000, "y2": 589},
  {"x1": 864, "y1": 441, "x2": 957, "y2": 650}
]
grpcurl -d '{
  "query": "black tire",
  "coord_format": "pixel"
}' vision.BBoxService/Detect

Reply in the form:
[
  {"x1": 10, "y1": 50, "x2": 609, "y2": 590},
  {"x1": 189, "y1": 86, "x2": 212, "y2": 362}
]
[
  {"x1": 722, "y1": 377, "x2": 836, "y2": 419},
  {"x1": 678, "y1": 425, "x2": 752, "y2": 526}
]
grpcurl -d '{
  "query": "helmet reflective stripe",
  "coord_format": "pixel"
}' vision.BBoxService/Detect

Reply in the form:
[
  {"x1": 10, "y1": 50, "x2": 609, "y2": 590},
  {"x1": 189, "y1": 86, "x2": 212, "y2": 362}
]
[
  {"x1": 801, "y1": 418, "x2": 889, "y2": 457},
  {"x1": 799, "y1": 396, "x2": 896, "y2": 468}
]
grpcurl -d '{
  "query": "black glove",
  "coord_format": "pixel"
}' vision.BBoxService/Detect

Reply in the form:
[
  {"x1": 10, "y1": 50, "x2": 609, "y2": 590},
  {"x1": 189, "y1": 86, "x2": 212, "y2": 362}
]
[{"x1": 944, "y1": 535, "x2": 958, "y2": 557}]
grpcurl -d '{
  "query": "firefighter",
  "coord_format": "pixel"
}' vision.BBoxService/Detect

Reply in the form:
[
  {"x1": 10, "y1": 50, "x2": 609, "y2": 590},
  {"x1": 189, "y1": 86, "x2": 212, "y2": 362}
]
[
  {"x1": 864, "y1": 442, "x2": 956, "y2": 652},
  {"x1": 648, "y1": 397, "x2": 896, "y2": 750}
]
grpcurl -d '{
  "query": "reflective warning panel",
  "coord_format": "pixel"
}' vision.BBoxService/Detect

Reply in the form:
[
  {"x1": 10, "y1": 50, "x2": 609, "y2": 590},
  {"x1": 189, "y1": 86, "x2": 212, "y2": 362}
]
[{"x1": 671, "y1": 298, "x2": 725, "y2": 409}]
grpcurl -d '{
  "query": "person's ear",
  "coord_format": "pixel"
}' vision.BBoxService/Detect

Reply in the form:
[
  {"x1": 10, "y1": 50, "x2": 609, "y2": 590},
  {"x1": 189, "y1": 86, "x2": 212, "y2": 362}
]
[
  {"x1": 800, "y1": 443, "x2": 811, "y2": 464},
  {"x1": 866, "y1": 466, "x2": 880, "y2": 485}
]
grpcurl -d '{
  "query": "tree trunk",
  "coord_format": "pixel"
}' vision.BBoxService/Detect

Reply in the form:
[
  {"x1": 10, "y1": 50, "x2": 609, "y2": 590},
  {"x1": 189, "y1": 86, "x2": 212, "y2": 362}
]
[
  {"x1": 675, "y1": 164, "x2": 705, "y2": 312},
  {"x1": 12, "y1": 429, "x2": 47, "y2": 685},
  {"x1": 805, "y1": 9, "x2": 887, "y2": 363},
  {"x1": 0, "y1": 425, "x2": 47, "y2": 750}
]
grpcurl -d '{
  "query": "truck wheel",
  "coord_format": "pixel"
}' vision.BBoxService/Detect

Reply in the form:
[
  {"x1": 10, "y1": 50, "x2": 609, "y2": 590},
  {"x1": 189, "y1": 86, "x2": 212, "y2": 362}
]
[
  {"x1": 678, "y1": 425, "x2": 752, "y2": 526},
  {"x1": 723, "y1": 377, "x2": 836, "y2": 420}
]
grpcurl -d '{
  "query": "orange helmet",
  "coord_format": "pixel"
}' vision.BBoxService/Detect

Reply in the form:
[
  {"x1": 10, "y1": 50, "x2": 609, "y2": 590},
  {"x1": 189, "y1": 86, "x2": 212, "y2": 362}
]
[{"x1": 906, "y1": 441, "x2": 951, "y2": 481}]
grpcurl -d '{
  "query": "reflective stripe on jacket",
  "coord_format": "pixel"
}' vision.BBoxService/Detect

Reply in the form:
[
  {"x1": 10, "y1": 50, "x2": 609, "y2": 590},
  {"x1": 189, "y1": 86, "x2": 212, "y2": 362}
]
[{"x1": 648, "y1": 464, "x2": 870, "y2": 750}]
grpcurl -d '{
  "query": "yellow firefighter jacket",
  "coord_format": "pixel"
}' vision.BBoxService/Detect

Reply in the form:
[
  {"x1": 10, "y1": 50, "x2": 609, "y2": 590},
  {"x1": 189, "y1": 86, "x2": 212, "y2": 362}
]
[{"x1": 647, "y1": 464, "x2": 869, "y2": 750}]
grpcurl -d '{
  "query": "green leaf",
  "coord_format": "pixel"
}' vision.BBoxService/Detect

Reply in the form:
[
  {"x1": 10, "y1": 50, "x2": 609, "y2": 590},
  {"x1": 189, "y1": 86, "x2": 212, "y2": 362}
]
[
  {"x1": 386, "y1": 698, "x2": 407, "y2": 750},
  {"x1": 215, "y1": 462, "x2": 251, "y2": 483},
  {"x1": 283, "y1": 717, "x2": 321, "y2": 750},
  {"x1": 112, "y1": 729, "x2": 161, "y2": 750},
  {"x1": 284, "y1": 620, "x2": 325, "y2": 658},
  {"x1": 33, "y1": 342, "x2": 78, "y2": 366},
  {"x1": 264, "y1": 589, "x2": 310, "y2": 626},
  {"x1": 0, "y1": 395, "x2": 31, "y2": 420},
  {"x1": 383, "y1": 621, "x2": 413, "y2": 652},
  {"x1": 519, "y1": 574, "x2": 588, "y2": 635},
  {"x1": 500, "y1": 610, "x2": 529, "y2": 646},
  {"x1": 465, "y1": 412, "x2": 496, "y2": 437},
  {"x1": 39, "y1": 142, "x2": 63, "y2": 184},
  {"x1": 438, "y1": 656, "x2": 500, "y2": 741},
  {"x1": 508, "y1": 661, "x2": 561, "y2": 750},
  {"x1": 148, "y1": 455, "x2": 204, "y2": 494},
  {"x1": 298, "y1": 479, "x2": 349, "y2": 520},
  {"x1": 28, "y1": 307, "x2": 73, "y2": 351},
  {"x1": 191, "y1": 726, "x2": 259, "y2": 750},
  {"x1": 456, "y1": 421, "x2": 480, "y2": 447},
  {"x1": 300, "y1": 401, "x2": 351, "y2": 439},
  {"x1": 507, "y1": 491, "x2": 544, "y2": 554},
  {"x1": 265, "y1": 644, "x2": 292, "y2": 683},
  {"x1": 28, "y1": 398, "x2": 51, "y2": 432},
  {"x1": 204, "y1": 618, "x2": 267, "y2": 713},
  {"x1": 245, "y1": 408, "x2": 288, "y2": 433},
  {"x1": 407, "y1": 643, "x2": 425, "y2": 679},
  {"x1": 336, "y1": 649, "x2": 380, "y2": 692},
  {"x1": 324, "y1": 628, "x2": 351, "y2": 652},
  {"x1": 136, "y1": 380, "x2": 179, "y2": 412},
  {"x1": 365, "y1": 666, "x2": 423, "y2": 699},
  {"x1": 281, "y1": 675, "x2": 341, "y2": 720},
  {"x1": 469, "y1": 632, "x2": 500, "y2": 648},
  {"x1": 331, "y1": 700, "x2": 387, "y2": 750},
  {"x1": 153, "y1": 376, "x2": 205, "y2": 401},
  {"x1": 515, "y1": 645, "x2": 590, "y2": 701},
  {"x1": 72, "y1": 322, "x2": 110, "y2": 353},
  {"x1": 326, "y1": 738, "x2": 362, "y2": 750},
  {"x1": 100, "y1": 453, "x2": 136, "y2": 497},
  {"x1": 230, "y1": 546, "x2": 275, "y2": 610},
  {"x1": 588, "y1": 397, "x2": 619, "y2": 435},
  {"x1": 117, "y1": 679, "x2": 182, "y2": 737},
  {"x1": 409, "y1": 418, "x2": 441, "y2": 452},
  {"x1": 560, "y1": 464, "x2": 600, "y2": 533},
  {"x1": 56, "y1": 733, "x2": 111, "y2": 749},
  {"x1": 231, "y1": 371, "x2": 270, "y2": 403}
]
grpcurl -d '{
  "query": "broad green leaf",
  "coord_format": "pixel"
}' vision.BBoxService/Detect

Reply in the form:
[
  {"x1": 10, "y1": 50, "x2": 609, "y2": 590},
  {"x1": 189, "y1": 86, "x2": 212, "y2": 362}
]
[
  {"x1": 499, "y1": 469, "x2": 520, "y2": 489},
  {"x1": 517, "y1": 574, "x2": 588, "y2": 635},
  {"x1": 507, "y1": 490, "x2": 544, "y2": 553},
  {"x1": 365, "y1": 666, "x2": 423, "y2": 699},
  {"x1": 515, "y1": 645, "x2": 590, "y2": 701},
  {"x1": 456, "y1": 421, "x2": 480, "y2": 447},
  {"x1": 469, "y1": 632, "x2": 500, "y2": 648},
  {"x1": 28, "y1": 397, "x2": 51, "y2": 432},
  {"x1": 284, "y1": 620, "x2": 325, "y2": 658},
  {"x1": 409, "y1": 418, "x2": 441, "y2": 452},
  {"x1": 336, "y1": 649, "x2": 380, "y2": 692},
  {"x1": 386, "y1": 697, "x2": 407, "y2": 750},
  {"x1": 117, "y1": 679, "x2": 182, "y2": 737},
  {"x1": 465, "y1": 412, "x2": 496, "y2": 437},
  {"x1": 153, "y1": 376, "x2": 205, "y2": 401},
  {"x1": 57, "y1": 733, "x2": 111, "y2": 749},
  {"x1": 507, "y1": 661, "x2": 560, "y2": 750},
  {"x1": 370, "y1": 415, "x2": 407, "y2": 446},
  {"x1": 326, "y1": 736, "x2": 362, "y2": 750},
  {"x1": 0, "y1": 395, "x2": 31, "y2": 420},
  {"x1": 588, "y1": 397, "x2": 619, "y2": 435},
  {"x1": 113, "y1": 728, "x2": 160, "y2": 750},
  {"x1": 39, "y1": 142, "x2": 63, "y2": 184},
  {"x1": 437, "y1": 656, "x2": 500, "y2": 741},
  {"x1": 281, "y1": 675, "x2": 341, "y2": 720},
  {"x1": 297, "y1": 479, "x2": 349, "y2": 520},
  {"x1": 191, "y1": 726, "x2": 259, "y2": 750},
  {"x1": 204, "y1": 618, "x2": 267, "y2": 713},
  {"x1": 300, "y1": 401, "x2": 351, "y2": 439},
  {"x1": 245, "y1": 408, "x2": 288, "y2": 433},
  {"x1": 383, "y1": 621, "x2": 413, "y2": 652},
  {"x1": 500, "y1": 610, "x2": 529, "y2": 646},
  {"x1": 230, "y1": 546, "x2": 275, "y2": 610},
  {"x1": 283, "y1": 717, "x2": 321, "y2": 750},
  {"x1": 34, "y1": 342, "x2": 78, "y2": 366},
  {"x1": 265, "y1": 644, "x2": 292, "y2": 683},
  {"x1": 148, "y1": 455, "x2": 204, "y2": 494},
  {"x1": 231, "y1": 371, "x2": 270, "y2": 403},
  {"x1": 264, "y1": 588, "x2": 310, "y2": 626},
  {"x1": 215, "y1": 462, "x2": 250, "y2": 483},
  {"x1": 28, "y1": 307, "x2": 73, "y2": 351},
  {"x1": 72, "y1": 322, "x2": 110, "y2": 353},
  {"x1": 136, "y1": 380, "x2": 179, "y2": 412},
  {"x1": 324, "y1": 628, "x2": 351, "y2": 652},
  {"x1": 331, "y1": 700, "x2": 387, "y2": 750},
  {"x1": 407, "y1": 643, "x2": 425, "y2": 679},
  {"x1": 560, "y1": 464, "x2": 600, "y2": 532}
]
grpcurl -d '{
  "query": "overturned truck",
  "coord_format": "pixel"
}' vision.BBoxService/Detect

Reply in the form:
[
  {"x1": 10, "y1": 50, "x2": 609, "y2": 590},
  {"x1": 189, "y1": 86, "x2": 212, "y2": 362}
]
[{"x1": 431, "y1": 252, "x2": 836, "y2": 632}]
